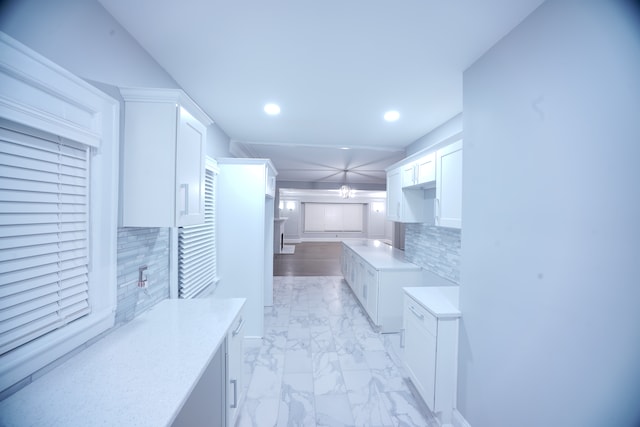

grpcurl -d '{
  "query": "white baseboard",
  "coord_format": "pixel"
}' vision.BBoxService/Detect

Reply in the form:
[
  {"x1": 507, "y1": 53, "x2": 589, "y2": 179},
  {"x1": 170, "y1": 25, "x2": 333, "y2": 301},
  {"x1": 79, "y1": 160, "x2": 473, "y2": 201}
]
[{"x1": 452, "y1": 409, "x2": 471, "y2": 427}]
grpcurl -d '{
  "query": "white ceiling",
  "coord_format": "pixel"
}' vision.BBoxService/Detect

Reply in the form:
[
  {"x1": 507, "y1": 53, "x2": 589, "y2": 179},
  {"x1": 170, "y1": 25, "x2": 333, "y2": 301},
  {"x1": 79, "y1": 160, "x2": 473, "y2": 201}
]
[{"x1": 99, "y1": 0, "x2": 544, "y2": 187}]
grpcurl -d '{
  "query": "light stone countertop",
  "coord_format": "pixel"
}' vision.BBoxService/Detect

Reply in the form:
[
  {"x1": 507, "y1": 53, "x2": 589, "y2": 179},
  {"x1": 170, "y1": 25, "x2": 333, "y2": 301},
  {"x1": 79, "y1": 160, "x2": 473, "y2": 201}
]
[
  {"x1": 0, "y1": 297, "x2": 245, "y2": 427},
  {"x1": 342, "y1": 240, "x2": 421, "y2": 271},
  {"x1": 403, "y1": 286, "x2": 461, "y2": 318}
]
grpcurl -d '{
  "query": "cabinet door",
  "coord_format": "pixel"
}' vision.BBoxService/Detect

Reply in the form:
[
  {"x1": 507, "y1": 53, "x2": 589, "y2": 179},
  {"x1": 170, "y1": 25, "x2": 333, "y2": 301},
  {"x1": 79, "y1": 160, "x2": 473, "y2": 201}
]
[
  {"x1": 435, "y1": 140, "x2": 463, "y2": 229},
  {"x1": 416, "y1": 152, "x2": 436, "y2": 185},
  {"x1": 365, "y1": 267, "x2": 378, "y2": 323},
  {"x1": 355, "y1": 259, "x2": 365, "y2": 303},
  {"x1": 386, "y1": 168, "x2": 402, "y2": 221},
  {"x1": 175, "y1": 106, "x2": 206, "y2": 226},
  {"x1": 265, "y1": 167, "x2": 276, "y2": 197},
  {"x1": 227, "y1": 313, "x2": 245, "y2": 427},
  {"x1": 404, "y1": 299, "x2": 437, "y2": 410},
  {"x1": 402, "y1": 163, "x2": 416, "y2": 187}
]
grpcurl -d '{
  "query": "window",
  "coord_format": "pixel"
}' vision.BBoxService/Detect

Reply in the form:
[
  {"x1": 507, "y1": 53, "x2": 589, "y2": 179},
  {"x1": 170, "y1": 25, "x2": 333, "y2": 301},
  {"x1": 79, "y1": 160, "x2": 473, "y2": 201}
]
[
  {"x1": 0, "y1": 33, "x2": 118, "y2": 393},
  {"x1": 0, "y1": 127, "x2": 91, "y2": 356},
  {"x1": 303, "y1": 203, "x2": 364, "y2": 232},
  {"x1": 177, "y1": 158, "x2": 218, "y2": 298}
]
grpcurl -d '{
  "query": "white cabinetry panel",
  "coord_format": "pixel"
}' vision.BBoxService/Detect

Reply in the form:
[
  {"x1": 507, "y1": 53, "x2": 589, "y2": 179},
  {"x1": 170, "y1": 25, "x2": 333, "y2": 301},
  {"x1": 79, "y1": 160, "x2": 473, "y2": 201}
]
[
  {"x1": 386, "y1": 167, "x2": 402, "y2": 221},
  {"x1": 436, "y1": 140, "x2": 463, "y2": 229},
  {"x1": 216, "y1": 159, "x2": 277, "y2": 337},
  {"x1": 386, "y1": 141, "x2": 461, "y2": 228},
  {"x1": 341, "y1": 241, "x2": 423, "y2": 332},
  {"x1": 176, "y1": 107, "x2": 206, "y2": 225},
  {"x1": 226, "y1": 311, "x2": 245, "y2": 426},
  {"x1": 386, "y1": 166, "x2": 432, "y2": 223},
  {"x1": 120, "y1": 88, "x2": 211, "y2": 227},
  {"x1": 402, "y1": 288, "x2": 460, "y2": 426},
  {"x1": 417, "y1": 152, "x2": 436, "y2": 185}
]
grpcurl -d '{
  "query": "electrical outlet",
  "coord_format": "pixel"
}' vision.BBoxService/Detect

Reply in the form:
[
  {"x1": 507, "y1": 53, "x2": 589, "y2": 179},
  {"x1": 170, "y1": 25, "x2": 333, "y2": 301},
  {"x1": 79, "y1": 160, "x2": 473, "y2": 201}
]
[{"x1": 137, "y1": 265, "x2": 148, "y2": 288}]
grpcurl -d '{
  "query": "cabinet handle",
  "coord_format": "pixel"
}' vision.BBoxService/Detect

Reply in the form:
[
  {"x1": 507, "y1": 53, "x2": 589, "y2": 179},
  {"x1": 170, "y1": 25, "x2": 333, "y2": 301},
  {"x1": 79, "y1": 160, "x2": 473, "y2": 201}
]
[
  {"x1": 400, "y1": 328, "x2": 405, "y2": 348},
  {"x1": 232, "y1": 318, "x2": 245, "y2": 337},
  {"x1": 409, "y1": 305, "x2": 424, "y2": 320},
  {"x1": 180, "y1": 183, "x2": 189, "y2": 216},
  {"x1": 435, "y1": 197, "x2": 440, "y2": 223},
  {"x1": 230, "y1": 379, "x2": 238, "y2": 409}
]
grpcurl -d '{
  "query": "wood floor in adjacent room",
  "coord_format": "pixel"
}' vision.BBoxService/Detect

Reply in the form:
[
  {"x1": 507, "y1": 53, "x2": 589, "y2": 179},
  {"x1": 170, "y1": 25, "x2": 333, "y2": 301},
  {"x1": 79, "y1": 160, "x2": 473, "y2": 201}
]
[{"x1": 274, "y1": 242, "x2": 343, "y2": 276}]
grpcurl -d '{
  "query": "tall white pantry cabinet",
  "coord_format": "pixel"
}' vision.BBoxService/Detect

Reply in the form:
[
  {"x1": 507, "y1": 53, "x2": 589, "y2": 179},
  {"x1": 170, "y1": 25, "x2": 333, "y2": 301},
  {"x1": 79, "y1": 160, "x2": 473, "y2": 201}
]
[{"x1": 216, "y1": 159, "x2": 277, "y2": 338}]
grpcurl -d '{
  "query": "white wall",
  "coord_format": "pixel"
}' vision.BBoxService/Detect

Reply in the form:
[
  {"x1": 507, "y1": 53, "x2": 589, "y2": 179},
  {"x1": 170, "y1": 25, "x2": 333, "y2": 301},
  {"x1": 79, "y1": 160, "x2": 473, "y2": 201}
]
[
  {"x1": 0, "y1": 0, "x2": 232, "y2": 158},
  {"x1": 206, "y1": 123, "x2": 233, "y2": 158},
  {"x1": 460, "y1": 2, "x2": 640, "y2": 427},
  {"x1": 406, "y1": 113, "x2": 462, "y2": 156},
  {"x1": 0, "y1": 0, "x2": 178, "y2": 88}
]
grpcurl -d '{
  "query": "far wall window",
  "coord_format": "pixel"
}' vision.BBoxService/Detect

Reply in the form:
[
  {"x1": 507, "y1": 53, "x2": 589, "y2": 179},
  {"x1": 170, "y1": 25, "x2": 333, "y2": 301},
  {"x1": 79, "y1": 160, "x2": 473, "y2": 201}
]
[{"x1": 303, "y1": 203, "x2": 363, "y2": 232}]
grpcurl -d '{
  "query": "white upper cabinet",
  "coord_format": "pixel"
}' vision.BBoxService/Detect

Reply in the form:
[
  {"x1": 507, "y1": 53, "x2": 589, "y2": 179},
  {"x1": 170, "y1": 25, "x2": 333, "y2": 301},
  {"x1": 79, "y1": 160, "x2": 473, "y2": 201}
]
[
  {"x1": 435, "y1": 140, "x2": 463, "y2": 229},
  {"x1": 386, "y1": 166, "x2": 433, "y2": 223},
  {"x1": 386, "y1": 167, "x2": 402, "y2": 222},
  {"x1": 416, "y1": 152, "x2": 436, "y2": 186},
  {"x1": 120, "y1": 88, "x2": 212, "y2": 227},
  {"x1": 402, "y1": 152, "x2": 436, "y2": 189},
  {"x1": 402, "y1": 162, "x2": 418, "y2": 187},
  {"x1": 386, "y1": 141, "x2": 461, "y2": 228}
]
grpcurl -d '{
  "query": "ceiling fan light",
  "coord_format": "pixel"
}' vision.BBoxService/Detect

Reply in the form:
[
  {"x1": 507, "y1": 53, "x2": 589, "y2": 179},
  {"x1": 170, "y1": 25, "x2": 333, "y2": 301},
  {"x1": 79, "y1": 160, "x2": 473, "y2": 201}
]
[{"x1": 264, "y1": 103, "x2": 281, "y2": 115}]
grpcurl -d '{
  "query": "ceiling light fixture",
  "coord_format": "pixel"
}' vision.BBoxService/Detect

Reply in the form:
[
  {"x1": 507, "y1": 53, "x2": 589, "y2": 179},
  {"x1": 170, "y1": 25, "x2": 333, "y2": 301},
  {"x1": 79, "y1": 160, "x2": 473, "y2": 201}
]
[
  {"x1": 264, "y1": 103, "x2": 281, "y2": 115},
  {"x1": 384, "y1": 110, "x2": 400, "y2": 122},
  {"x1": 340, "y1": 185, "x2": 355, "y2": 199}
]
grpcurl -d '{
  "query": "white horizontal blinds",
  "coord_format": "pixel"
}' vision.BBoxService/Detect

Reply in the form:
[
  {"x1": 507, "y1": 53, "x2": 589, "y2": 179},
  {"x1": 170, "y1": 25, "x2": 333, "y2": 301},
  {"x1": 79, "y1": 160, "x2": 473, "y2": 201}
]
[
  {"x1": 0, "y1": 126, "x2": 90, "y2": 356},
  {"x1": 177, "y1": 166, "x2": 217, "y2": 299}
]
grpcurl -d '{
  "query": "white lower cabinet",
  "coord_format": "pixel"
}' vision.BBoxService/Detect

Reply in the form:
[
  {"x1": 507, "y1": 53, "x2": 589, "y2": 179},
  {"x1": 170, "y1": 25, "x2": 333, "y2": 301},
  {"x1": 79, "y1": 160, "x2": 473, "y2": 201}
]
[
  {"x1": 402, "y1": 289, "x2": 460, "y2": 427},
  {"x1": 226, "y1": 311, "x2": 245, "y2": 427},
  {"x1": 175, "y1": 307, "x2": 245, "y2": 427},
  {"x1": 173, "y1": 348, "x2": 226, "y2": 427},
  {"x1": 341, "y1": 241, "x2": 423, "y2": 332},
  {"x1": 364, "y1": 264, "x2": 379, "y2": 321}
]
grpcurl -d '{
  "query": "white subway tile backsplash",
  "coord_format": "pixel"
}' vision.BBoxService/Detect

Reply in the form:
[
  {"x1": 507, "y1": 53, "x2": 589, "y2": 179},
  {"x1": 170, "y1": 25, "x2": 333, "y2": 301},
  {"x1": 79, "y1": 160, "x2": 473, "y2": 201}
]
[
  {"x1": 404, "y1": 224, "x2": 461, "y2": 284},
  {"x1": 115, "y1": 227, "x2": 170, "y2": 325}
]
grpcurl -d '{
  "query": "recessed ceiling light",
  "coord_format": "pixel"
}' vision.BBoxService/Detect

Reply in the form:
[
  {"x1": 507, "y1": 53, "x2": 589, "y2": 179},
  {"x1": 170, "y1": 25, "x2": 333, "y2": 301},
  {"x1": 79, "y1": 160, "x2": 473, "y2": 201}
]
[
  {"x1": 264, "y1": 103, "x2": 280, "y2": 115},
  {"x1": 384, "y1": 110, "x2": 400, "y2": 122},
  {"x1": 340, "y1": 147, "x2": 350, "y2": 150}
]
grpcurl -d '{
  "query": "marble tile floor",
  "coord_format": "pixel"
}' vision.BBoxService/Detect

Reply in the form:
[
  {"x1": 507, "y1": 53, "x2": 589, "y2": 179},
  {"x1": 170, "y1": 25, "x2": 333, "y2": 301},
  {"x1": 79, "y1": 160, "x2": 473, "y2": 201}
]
[{"x1": 237, "y1": 276, "x2": 439, "y2": 427}]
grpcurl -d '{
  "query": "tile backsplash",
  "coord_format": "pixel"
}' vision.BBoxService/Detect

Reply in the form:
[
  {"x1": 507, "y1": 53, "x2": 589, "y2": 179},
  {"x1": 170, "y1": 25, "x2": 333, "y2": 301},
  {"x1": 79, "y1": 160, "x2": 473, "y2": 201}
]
[
  {"x1": 404, "y1": 224, "x2": 461, "y2": 284},
  {"x1": 116, "y1": 227, "x2": 170, "y2": 324}
]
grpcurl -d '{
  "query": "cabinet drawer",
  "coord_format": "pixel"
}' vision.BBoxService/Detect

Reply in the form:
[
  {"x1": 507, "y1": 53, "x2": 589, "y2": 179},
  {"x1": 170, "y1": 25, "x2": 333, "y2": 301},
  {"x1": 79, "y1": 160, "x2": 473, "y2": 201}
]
[{"x1": 404, "y1": 296, "x2": 437, "y2": 336}]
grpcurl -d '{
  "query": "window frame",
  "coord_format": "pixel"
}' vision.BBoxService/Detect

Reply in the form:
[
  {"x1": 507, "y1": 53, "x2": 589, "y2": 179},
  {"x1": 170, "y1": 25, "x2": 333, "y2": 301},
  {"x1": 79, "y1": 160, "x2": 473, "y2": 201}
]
[{"x1": 0, "y1": 32, "x2": 119, "y2": 392}]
